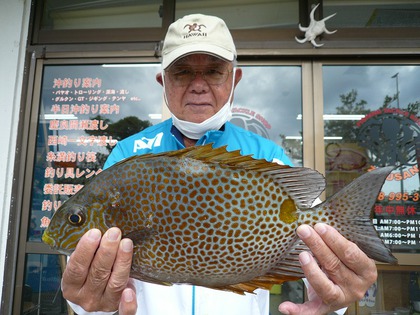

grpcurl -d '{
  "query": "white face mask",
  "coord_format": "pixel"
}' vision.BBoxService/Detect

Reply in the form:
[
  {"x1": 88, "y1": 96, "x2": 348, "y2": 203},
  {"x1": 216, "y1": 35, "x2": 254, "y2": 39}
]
[{"x1": 162, "y1": 68, "x2": 236, "y2": 140}]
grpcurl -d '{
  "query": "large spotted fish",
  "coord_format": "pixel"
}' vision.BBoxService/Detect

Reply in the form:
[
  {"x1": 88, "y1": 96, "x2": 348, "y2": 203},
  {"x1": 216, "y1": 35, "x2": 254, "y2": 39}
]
[{"x1": 42, "y1": 144, "x2": 397, "y2": 294}]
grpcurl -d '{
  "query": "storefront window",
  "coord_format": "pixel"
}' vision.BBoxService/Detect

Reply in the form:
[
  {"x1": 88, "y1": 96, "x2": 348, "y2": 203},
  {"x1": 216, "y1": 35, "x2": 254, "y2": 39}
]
[
  {"x1": 347, "y1": 270, "x2": 420, "y2": 315},
  {"x1": 176, "y1": 1, "x2": 299, "y2": 29},
  {"x1": 40, "y1": 0, "x2": 420, "y2": 33},
  {"x1": 324, "y1": 0, "x2": 420, "y2": 28},
  {"x1": 234, "y1": 65, "x2": 303, "y2": 165},
  {"x1": 40, "y1": 0, "x2": 299, "y2": 31},
  {"x1": 28, "y1": 63, "x2": 163, "y2": 242},
  {"x1": 40, "y1": 0, "x2": 164, "y2": 29},
  {"x1": 22, "y1": 254, "x2": 68, "y2": 315},
  {"x1": 323, "y1": 65, "x2": 419, "y2": 251},
  {"x1": 323, "y1": 64, "x2": 420, "y2": 314},
  {"x1": 23, "y1": 63, "x2": 163, "y2": 312}
]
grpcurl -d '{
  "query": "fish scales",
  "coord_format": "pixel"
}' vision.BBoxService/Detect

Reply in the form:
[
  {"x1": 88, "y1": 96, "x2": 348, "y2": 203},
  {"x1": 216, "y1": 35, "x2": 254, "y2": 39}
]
[
  {"x1": 42, "y1": 144, "x2": 397, "y2": 294},
  {"x1": 121, "y1": 156, "x2": 295, "y2": 287}
]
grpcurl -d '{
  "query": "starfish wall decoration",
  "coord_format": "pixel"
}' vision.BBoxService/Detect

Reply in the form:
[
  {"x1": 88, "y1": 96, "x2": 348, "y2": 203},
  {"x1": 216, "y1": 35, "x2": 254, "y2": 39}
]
[{"x1": 295, "y1": 3, "x2": 337, "y2": 47}]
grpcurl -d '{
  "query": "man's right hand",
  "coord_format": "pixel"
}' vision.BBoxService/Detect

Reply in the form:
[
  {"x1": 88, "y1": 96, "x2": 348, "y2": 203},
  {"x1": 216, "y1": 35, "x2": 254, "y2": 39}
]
[{"x1": 61, "y1": 227, "x2": 137, "y2": 314}]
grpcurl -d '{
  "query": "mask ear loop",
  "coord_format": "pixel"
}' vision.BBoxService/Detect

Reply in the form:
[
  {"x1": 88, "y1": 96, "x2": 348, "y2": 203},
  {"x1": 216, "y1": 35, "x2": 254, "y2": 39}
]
[
  {"x1": 161, "y1": 70, "x2": 170, "y2": 108},
  {"x1": 227, "y1": 67, "x2": 237, "y2": 108}
]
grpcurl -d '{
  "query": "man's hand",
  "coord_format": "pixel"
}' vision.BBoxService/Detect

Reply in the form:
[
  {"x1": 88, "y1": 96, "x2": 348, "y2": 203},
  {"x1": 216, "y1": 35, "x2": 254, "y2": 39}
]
[
  {"x1": 119, "y1": 285, "x2": 138, "y2": 315},
  {"x1": 61, "y1": 227, "x2": 137, "y2": 314},
  {"x1": 279, "y1": 223, "x2": 377, "y2": 315}
]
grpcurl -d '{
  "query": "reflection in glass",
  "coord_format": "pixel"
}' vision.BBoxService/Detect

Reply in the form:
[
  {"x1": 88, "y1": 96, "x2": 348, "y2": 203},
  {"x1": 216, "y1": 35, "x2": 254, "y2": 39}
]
[
  {"x1": 28, "y1": 64, "x2": 162, "y2": 242},
  {"x1": 22, "y1": 254, "x2": 68, "y2": 315},
  {"x1": 25, "y1": 63, "x2": 163, "y2": 314},
  {"x1": 323, "y1": 65, "x2": 419, "y2": 253},
  {"x1": 234, "y1": 65, "x2": 303, "y2": 166},
  {"x1": 41, "y1": 0, "x2": 163, "y2": 30},
  {"x1": 350, "y1": 270, "x2": 420, "y2": 314},
  {"x1": 176, "y1": 1, "x2": 299, "y2": 29},
  {"x1": 324, "y1": 1, "x2": 420, "y2": 28}
]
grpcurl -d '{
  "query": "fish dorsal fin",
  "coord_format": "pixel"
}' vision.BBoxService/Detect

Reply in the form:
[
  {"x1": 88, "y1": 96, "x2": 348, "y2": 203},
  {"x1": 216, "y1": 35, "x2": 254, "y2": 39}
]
[
  {"x1": 176, "y1": 144, "x2": 325, "y2": 209},
  {"x1": 267, "y1": 167, "x2": 325, "y2": 209},
  {"x1": 113, "y1": 144, "x2": 325, "y2": 209}
]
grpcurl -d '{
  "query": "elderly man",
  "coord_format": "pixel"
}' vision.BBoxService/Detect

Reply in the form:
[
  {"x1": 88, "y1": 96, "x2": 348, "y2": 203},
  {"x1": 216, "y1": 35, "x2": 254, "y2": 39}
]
[{"x1": 61, "y1": 13, "x2": 377, "y2": 315}]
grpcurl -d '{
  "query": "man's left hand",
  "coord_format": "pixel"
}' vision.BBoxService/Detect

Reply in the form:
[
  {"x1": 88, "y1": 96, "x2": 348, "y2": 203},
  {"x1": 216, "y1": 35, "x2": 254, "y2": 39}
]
[{"x1": 279, "y1": 223, "x2": 377, "y2": 315}]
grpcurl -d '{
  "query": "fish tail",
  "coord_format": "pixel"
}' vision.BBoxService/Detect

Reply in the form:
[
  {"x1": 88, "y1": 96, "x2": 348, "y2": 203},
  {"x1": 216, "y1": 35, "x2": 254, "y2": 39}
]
[{"x1": 311, "y1": 166, "x2": 398, "y2": 264}]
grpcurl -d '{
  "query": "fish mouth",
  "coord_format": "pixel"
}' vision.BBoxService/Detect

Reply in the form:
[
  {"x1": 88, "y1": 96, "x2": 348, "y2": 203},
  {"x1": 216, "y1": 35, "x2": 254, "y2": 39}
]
[
  {"x1": 41, "y1": 231, "x2": 73, "y2": 256},
  {"x1": 42, "y1": 231, "x2": 56, "y2": 248}
]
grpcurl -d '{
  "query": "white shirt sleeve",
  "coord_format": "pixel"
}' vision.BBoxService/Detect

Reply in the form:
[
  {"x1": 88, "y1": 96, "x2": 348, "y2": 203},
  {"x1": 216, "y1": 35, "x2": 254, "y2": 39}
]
[
  {"x1": 66, "y1": 280, "x2": 269, "y2": 315},
  {"x1": 67, "y1": 300, "x2": 116, "y2": 315}
]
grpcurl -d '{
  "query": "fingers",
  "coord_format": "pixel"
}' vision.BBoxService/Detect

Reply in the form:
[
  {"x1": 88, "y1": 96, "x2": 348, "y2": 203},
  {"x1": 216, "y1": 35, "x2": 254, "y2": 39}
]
[
  {"x1": 119, "y1": 288, "x2": 138, "y2": 315},
  {"x1": 86, "y1": 228, "x2": 124, "y2": 298},
  {"x1": 296, "y1": 223, "x2": 378, "y2": 311},
  {"x1": 62, "y1": 228, "x2": 134, "y2": 313},
  {"x1": 298, "y1": 250, "x2": 341, "y2": 312},
  {"x1": 279, "y1": 299, "x2": 327, "y2": 315},
  {"x1": 311, "y1": 223, "x2": 377, "y2": 283},
  {"x1": 297, "y1": 224, "x2": 348, "y2": 299},
  {"x1": 103, "y1": 236, "x2": 134, "y2": 305},
  {"x1": 62, "y1": 229, "x2": 102, "y2": 292}
]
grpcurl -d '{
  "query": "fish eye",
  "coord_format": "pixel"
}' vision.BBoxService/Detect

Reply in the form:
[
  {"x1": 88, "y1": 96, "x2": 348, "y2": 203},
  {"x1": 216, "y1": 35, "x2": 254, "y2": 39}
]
[{"x1": 67, "y1": 210, "x2": 86, "y2": 226}]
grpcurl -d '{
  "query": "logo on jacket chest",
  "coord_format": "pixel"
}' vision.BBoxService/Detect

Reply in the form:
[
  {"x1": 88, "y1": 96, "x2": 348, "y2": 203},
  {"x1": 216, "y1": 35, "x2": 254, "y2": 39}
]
[{"x1": 133, "y1": 132, "x2": 163, "y2": 152}]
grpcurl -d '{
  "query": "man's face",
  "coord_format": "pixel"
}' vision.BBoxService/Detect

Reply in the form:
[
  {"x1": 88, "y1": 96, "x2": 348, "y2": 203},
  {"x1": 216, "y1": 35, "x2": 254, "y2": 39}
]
[{"x1": 156, "y1": 54, "x2": 242, "y2": 124}]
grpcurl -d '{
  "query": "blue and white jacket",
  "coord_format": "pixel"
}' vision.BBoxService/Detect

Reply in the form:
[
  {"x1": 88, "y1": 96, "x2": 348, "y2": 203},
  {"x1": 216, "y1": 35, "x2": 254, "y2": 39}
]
[{"x1": 104, "y1": 119, "x2": 292, "y2": 169}]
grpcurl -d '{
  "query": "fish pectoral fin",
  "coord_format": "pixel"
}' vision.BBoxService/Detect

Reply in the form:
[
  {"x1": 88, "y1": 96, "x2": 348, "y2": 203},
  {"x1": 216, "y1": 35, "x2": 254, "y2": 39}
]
[
  {"x1": 268, "y1": 238, "x2": 309, "y2": 279},
  {"x1": 124, "y1": 228, "x2": 157, "y2": 244}
]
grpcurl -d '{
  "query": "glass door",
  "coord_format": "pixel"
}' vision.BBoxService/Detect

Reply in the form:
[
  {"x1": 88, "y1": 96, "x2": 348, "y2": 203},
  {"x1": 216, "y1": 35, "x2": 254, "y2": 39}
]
[{"x1": 322, "y1": 63, "x2": 420, "y2": 314}]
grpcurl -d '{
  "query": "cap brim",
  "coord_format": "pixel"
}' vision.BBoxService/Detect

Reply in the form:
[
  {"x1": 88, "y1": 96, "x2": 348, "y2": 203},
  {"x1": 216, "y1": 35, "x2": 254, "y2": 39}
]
[{"x1": 162, "y1": 43, "x2": 235, "y2": 69}]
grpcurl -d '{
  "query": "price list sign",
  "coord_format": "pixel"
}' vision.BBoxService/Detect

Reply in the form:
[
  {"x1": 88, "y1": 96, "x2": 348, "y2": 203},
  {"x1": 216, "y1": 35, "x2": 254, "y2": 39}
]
[{"x1": 372, "y1": 165, "x2": 420, "y2": 253}]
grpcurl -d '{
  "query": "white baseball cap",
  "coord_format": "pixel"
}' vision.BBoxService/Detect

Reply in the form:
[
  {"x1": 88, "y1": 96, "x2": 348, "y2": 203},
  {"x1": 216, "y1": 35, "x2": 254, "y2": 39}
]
[{"x1": 161, "y1": 14, "x2": 237, "y2": 69}]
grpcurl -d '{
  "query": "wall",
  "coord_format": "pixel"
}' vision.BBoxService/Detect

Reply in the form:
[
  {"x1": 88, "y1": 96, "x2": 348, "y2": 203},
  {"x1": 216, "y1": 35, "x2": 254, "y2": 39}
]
[{"x1": 0, "y1": 0, "x2": 31, "y2": 303}]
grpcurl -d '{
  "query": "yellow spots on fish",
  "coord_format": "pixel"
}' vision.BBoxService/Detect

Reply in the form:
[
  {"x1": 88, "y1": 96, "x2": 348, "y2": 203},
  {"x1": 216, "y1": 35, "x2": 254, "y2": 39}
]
[{"x1": 280, "y1": 197, "x2": 298, "y2": 224}]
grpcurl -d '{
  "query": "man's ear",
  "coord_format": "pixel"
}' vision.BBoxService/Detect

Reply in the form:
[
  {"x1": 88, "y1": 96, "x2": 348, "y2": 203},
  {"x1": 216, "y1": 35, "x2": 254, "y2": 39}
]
[
  {"x1": 234, "y1": 67, "x2": 242, "y2": 87},
  {"x1": 156, "y1": 72, "x2": 163, "y2": 86}
]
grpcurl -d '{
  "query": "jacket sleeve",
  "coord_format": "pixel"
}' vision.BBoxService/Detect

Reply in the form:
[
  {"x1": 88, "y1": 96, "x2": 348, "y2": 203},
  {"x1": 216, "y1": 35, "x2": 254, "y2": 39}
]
[{"x1": 271, "y1": 146, "x2": 293, "y2": 167}]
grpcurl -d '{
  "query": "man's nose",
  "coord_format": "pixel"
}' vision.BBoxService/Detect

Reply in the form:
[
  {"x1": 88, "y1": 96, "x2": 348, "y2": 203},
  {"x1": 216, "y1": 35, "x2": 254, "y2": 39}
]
[{"x1": 189, "y1": 71, "x2": 209, "y2": 89}]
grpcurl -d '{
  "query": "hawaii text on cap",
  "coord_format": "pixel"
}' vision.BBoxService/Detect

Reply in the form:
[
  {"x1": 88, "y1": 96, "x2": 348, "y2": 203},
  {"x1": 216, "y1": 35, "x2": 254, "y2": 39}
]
[{"x1": 161, "y1": 14, "x2": 237, "y2": 69}]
